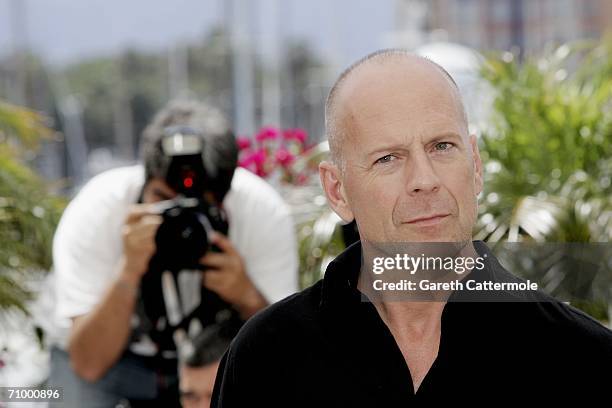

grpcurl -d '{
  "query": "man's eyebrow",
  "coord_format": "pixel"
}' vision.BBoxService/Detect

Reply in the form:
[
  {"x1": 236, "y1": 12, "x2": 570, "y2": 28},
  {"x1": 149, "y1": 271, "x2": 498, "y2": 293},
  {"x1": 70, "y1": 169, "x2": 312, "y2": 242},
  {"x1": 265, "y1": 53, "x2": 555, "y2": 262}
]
[
  {"x1": 365, "y1": 132, "x2": 464, "y2": 158},
  {"x1": 366, "y1": 144, "x2": 407, "y2": 158},
  {"x1": 427, "y1": 132, "x2": 464, "y2": 144}
]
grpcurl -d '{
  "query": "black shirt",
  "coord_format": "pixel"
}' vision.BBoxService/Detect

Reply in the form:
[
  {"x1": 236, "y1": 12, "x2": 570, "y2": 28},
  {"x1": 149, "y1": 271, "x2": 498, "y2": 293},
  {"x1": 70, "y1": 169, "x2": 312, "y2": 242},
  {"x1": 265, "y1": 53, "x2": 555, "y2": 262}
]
[{"x1": 212, "y1": 241, "x2": 612, "y2": 406}]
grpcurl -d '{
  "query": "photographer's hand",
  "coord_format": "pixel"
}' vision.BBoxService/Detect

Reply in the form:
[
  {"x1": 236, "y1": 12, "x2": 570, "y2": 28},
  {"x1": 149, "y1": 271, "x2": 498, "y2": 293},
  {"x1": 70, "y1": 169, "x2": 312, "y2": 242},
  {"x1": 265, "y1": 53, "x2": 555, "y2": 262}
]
[
  {"x1": 67, "y1": 204, "x2": 161, "y2": 382},
  {"x1": 121, "y1": 205, "x2": 163, "y2": 279},
  {"x1": 199, "y1": 232, "x2": 268, "y2": 319}
]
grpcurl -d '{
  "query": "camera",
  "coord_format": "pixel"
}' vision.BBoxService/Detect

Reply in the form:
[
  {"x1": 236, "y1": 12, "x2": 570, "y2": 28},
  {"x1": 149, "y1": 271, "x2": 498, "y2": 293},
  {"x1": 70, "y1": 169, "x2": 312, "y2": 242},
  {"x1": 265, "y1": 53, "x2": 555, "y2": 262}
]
[
  {"x1": 145, "y1": 125, "x2": 230, "y2": 273},
  {"x1": 151, "y1": 196, "x2": 228, "y2": 273}
]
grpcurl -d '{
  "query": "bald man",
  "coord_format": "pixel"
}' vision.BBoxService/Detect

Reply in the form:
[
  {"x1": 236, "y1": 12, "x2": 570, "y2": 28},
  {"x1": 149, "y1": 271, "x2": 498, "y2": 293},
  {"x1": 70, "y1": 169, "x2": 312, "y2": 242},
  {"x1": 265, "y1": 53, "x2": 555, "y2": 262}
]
[{"x1": 211, "y1": 50, "x2": 612, "y2": 406}]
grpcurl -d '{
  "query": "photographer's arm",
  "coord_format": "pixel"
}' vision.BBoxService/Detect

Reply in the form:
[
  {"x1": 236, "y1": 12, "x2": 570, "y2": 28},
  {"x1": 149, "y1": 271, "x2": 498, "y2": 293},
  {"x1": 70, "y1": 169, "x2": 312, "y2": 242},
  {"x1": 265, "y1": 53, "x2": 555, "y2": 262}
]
[
  {"x1": 67, "y1": 207, "x2": 160, "y2": 382},
  {"x1": 67, "y1": 261, "x2": 141, "y2": 382}
]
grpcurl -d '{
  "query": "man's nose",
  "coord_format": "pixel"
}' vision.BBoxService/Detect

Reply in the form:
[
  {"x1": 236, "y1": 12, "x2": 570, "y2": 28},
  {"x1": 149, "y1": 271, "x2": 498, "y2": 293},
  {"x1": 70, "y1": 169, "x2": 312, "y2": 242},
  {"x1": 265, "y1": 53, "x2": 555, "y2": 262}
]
[{"x1": 403, "y1": 151, "x2": 441, "y2": 195}]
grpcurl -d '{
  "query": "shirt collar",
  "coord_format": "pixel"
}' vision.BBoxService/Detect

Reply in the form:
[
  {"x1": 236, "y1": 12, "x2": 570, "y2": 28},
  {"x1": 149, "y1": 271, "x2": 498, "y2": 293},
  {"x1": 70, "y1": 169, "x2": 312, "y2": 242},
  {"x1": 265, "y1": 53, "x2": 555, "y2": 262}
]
[
  {"x1": 319, "y1": 240, "x2": 506, "y2": 310},
  {"x1": 319, "y1": 241, "x2": 363, "y2": 310}
]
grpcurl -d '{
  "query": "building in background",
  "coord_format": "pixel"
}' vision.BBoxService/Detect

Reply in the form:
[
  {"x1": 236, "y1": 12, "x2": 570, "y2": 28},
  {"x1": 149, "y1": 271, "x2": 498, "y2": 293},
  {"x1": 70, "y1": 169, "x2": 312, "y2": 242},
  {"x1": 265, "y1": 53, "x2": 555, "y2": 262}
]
[{"x1": 425, "y1": 0, "x2": 612, "y2": 55}]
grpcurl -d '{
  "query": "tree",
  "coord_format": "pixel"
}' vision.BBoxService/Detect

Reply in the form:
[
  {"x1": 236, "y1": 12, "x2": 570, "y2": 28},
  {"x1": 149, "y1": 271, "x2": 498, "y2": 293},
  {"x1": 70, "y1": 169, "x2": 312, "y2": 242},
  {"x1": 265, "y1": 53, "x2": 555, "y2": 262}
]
[
  {"x1": 476, "y1": 36, "x2": 612, "y2": 320},
  {"x1": 0, "y1": 101, "x2": 65, "y2": 321}
]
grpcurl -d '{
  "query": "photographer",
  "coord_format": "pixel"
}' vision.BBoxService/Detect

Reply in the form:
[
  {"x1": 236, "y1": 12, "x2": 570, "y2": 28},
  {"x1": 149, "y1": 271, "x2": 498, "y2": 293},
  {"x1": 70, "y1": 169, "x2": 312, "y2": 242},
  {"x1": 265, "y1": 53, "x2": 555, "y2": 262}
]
[{"x1": 49, "y1": 100, "x2": 298, "y2": 407}]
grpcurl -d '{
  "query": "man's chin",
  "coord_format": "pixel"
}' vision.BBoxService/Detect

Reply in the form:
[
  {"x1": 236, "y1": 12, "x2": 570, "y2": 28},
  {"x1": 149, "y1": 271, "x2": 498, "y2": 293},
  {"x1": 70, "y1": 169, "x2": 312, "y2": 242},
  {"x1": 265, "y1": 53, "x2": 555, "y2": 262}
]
[
  {"x1": 364, "y1": 221, "x2": 471, "y2": 244},
  {"x1": 393, "y1": 226, "x2": 467, "y2": 243}
]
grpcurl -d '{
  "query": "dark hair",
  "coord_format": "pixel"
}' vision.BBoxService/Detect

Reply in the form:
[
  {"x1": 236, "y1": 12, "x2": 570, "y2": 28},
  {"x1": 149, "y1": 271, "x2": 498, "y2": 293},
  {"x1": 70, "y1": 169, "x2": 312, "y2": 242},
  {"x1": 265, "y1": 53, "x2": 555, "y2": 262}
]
[
  {"x1": 182, "y1": 322, "x2": 239, "y2": 367},
  {"x1": 140, "y1": 99, "x2": 238, "y2": 202}
]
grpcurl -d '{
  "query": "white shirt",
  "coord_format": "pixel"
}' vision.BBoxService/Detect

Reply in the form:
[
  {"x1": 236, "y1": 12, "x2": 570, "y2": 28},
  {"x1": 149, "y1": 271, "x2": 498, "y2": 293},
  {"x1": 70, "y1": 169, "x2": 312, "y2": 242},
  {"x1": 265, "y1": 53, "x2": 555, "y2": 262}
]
[{"x1": 52, "y1": 165, "x2": 298, "y2": 348}]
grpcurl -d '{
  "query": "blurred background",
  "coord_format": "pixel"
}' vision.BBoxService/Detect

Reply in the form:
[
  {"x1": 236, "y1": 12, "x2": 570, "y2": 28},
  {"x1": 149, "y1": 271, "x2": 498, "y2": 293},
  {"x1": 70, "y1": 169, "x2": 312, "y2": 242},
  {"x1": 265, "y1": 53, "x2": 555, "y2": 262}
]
[
  {"x1": 1, "y1": 0, "x2": 610, "y2": 185},
  {"x1": 0, "y1": 0, "x2": 610, "y2": 391}
]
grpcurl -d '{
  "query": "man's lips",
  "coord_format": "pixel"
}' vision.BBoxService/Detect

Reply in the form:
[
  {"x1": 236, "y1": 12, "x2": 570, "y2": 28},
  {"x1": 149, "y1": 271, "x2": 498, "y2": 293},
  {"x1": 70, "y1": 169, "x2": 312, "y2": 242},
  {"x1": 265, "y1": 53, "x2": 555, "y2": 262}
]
[{"x1": 404, "y1": 214, "x2": 450, "y2": 226}]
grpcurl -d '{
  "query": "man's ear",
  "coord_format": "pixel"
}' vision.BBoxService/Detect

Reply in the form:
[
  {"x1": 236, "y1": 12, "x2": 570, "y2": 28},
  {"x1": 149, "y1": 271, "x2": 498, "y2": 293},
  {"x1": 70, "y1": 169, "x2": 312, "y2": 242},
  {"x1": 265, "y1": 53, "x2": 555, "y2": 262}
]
[
  {"x1": 469, "y1": 134, "x2": 483, "y2": 195},
  {"x1": 319, "y1": 161, "x2": 354, "y2": 223}
]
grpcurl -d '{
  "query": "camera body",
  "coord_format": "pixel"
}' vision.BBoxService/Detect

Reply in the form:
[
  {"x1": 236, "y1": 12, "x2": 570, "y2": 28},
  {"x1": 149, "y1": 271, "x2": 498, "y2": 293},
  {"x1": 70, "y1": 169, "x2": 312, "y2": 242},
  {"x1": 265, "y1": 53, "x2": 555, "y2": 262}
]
[{"x1": 152, "y1": 196, "x2": 228, "y2": 273}]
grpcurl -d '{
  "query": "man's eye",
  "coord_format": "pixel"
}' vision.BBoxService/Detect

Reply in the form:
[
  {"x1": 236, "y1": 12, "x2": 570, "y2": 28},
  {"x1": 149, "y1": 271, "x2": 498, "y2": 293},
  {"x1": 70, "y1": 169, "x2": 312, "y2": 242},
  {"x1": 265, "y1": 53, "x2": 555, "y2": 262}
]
[
  {"x1": 375, "y1": 154, "x2": 396, "y2": 165},
  {"x1": 434, "y1": 142, "x2": 454, "y2": 151}
]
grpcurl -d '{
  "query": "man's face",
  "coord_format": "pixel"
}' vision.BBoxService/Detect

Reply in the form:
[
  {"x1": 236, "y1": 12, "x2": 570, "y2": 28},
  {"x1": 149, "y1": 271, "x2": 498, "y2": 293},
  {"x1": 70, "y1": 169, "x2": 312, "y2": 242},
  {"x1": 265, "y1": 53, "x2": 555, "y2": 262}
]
[
  {"x1": 324, "y1": 58, "x2": 482, "y2": 243},
  {"x1": 179, "y1": 361, "x2": 220, "y2": 408},
  {"x1": 142, "y1": 178, "x2": 177, "y2": 203}
]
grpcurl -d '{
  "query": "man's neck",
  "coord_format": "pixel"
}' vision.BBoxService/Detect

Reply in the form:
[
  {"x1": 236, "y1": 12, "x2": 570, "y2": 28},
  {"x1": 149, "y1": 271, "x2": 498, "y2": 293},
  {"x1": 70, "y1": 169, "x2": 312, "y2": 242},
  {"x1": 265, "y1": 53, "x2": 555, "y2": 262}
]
[
  {"x1": 373, "y1": 299, "x2": 445, "y2": 392},
  {"x1": 369, "y1": 240, "x2": 480, "y2": 339},
  {"x1": 373, "y1": 300, "x2": 445, "y2": 339},
  {"x1": 363, "y1": 240, "x2": 480, "y2": 391}
]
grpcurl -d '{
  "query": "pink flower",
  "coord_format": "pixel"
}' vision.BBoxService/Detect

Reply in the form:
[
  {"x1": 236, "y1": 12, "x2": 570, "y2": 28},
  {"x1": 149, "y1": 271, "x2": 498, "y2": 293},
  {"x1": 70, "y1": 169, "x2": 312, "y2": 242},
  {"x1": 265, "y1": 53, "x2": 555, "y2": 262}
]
[
  {"x1": 254, "y1": 153, "x2": 268, "y2": 176},
  {"x1": 238, "y1": 154, "x2": 254, "y2": 168},
  {"x1": 292, "y1": 128, "x2": 307, "y2": 144},
  {"x1": 236, "y1": 136, "x2": 251, "y2": 150},
  {"x1": 238, "y1": 148, "x2": 266, "y2": 174},
  {"x1": 255, "y1": 126, "x2": 280, "y2": 142},
  {"x1": 239, "y1": 126, "x2": 311, "y2": 182},
  {"x1": 275, "y1": 147, "x2": 295, "y2": 167},
  {"x1": 282, "y1": 129, "x2": 294, "y2": 140},
  {"x1": 282, "y1": 128, "x2": 307, "y2": 144},
  {"x1": 252, "y1": 148, "x2": 266, "y2": 165}
]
